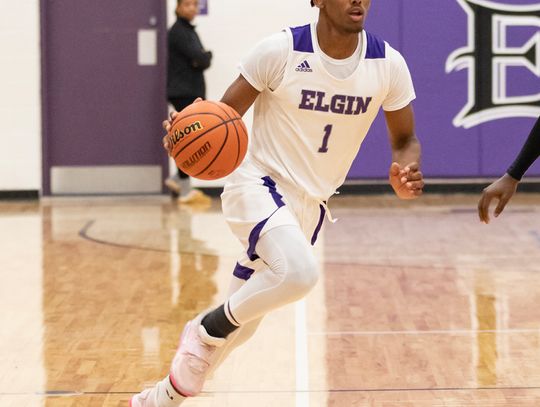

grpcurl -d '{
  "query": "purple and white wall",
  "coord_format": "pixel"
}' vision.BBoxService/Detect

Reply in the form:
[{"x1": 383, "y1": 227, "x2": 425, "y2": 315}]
[
  {"x1": 348, "y1": 0, "x2": 540, "y2": 179},
  {"x1": 0, "y1": 1, "x2": 41, "y2": 191},
  {"x1": 155, "y1": 0, "x2": 540, "y2": 186},
  {"x1": 194, "y1": 0, "x2": 540, "y2": 182},
  {"x1": 1, "y1": 0, "x2": 538, "y2": 193}
]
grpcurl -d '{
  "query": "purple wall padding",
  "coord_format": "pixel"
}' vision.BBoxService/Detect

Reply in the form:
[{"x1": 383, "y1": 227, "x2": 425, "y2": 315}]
[{"x1": 348, "y1": 0, "x2": 540, "y2": 179}]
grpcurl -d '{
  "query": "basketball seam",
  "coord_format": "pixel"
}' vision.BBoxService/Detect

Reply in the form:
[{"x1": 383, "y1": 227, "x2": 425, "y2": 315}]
[
  {"x1": 193, "y1": 119, "x2": 229, "y2": 177},
  {"x1": 170, "y1": 110, "x2": 228, "y2": 159},
  {"x1": 172, "y1": 117, "x2": 242, "y2": 160},
  {"x1": 236, "y1": 120, "x2": 248, "y2": 168},
  {"x1": 173, "y1": 111, "x2": 226, "y2": 121},
  {"x1": 172, "y1": 101, "x2": 246, "y2": 179},
  {"x1": 213, "y1": 102, "x2": 242, "y2": 169}
]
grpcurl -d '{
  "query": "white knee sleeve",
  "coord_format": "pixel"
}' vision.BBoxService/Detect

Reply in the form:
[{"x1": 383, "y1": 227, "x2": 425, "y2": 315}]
[{"x1": 227, "y1": 225, "x2": 319, "y2": 324}]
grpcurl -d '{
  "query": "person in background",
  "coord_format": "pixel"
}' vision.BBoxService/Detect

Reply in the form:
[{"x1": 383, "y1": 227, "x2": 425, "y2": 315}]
[
  {"x1": 478, "y1": 116, "x2": 540, "y2": 223},
  {"x1": 165, "y1": 0, "x2": 212, "y2": 204}
]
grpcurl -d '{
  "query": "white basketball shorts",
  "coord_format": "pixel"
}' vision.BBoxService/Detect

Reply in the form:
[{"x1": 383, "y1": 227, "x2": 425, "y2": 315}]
[{"x1": 221, "y1": 156, "x2": 326, "y2": 281}]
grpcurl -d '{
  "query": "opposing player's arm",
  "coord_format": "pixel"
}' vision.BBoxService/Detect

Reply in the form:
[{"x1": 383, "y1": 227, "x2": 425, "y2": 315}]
[
  {"x1": 220, "y1": 74, "x2": 261, "y2": 117},
  {"x1": 477, "y1": 115, "x2": 540, "y2": 223},
  {"x1": 384, "y1": 103, "x2": 424, "y2": 199}
]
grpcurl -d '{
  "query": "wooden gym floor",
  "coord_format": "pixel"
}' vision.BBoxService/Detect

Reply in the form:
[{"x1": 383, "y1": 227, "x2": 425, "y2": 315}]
[{"x1": 1, "y1": 192, "x2": 540, "y2": 407}]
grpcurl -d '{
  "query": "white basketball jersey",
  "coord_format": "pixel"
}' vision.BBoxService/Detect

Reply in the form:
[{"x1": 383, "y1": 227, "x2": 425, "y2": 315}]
[{"x1": 240, "y1": 23, "x2": 415, "y2": 201}]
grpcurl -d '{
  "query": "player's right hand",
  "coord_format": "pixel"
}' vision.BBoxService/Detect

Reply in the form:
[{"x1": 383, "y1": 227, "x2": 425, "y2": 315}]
[
  {"x1": 162, "y1": 110, "x2": 178, "y2": 155},
  {"x1": 389, "y1": 162, "x2": 424, "y2": 200},
  {"x1": 477, "y1": 173, "x2": 519, "y2": 224},
  {"x1": 162, "y1": 98, "x2": 204, "y2": 155}
]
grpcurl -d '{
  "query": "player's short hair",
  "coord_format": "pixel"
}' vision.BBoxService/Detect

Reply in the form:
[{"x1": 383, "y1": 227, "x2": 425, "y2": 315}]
[{"x1": 310, "y1": 0, "x2": 314, "y2": 6}]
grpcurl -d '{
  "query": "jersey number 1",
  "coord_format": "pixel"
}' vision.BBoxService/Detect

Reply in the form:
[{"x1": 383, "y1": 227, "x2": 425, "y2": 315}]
[{"x1": 317, "y1": 124, "x2": 333, "y2": 153}]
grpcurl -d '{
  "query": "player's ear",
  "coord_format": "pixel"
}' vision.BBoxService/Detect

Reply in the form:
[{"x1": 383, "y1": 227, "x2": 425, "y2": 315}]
[{"x1": 312, "y1": 0, "x2": 324, "y2": 9}]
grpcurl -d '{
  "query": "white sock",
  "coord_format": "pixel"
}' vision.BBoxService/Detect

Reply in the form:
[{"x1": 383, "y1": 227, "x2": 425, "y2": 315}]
[
  {"x1": 155, "y1": 375, "x2": 186, "y2": 407},
  {"x1": 179, "y1": 178, "x2": 191, "y2": 197}
]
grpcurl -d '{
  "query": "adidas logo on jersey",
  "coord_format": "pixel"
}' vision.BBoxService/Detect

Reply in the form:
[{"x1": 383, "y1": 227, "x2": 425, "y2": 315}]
[{"x1": 295, "y1": 60, "x2": 313, "y2": 72}]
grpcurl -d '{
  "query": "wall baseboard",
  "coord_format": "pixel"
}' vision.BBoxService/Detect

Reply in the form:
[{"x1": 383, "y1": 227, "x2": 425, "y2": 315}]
[
  {"x1": 1, "y1": 179, "x2": 539, "y2": 200},
  {"x1": 0, "y1": 190, "x2": 40, "y2": 200},
  {"x1": 200, "y1": 178, "x2": 540, "y2": 196},
  {"x1": 337, "y1": 178, "x2": 540, "y2": 195}
]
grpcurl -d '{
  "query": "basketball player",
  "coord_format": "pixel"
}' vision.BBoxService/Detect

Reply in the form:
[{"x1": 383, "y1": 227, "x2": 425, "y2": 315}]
[
  {"x1": 478, "y1": 115, "x2": 540, "y2": 224},
  {"x1": 132, "y1": 0, "x2": 424, "y2": 405}
]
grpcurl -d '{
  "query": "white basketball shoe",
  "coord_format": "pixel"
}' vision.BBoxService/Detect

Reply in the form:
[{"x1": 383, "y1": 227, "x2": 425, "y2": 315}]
[
  {"x1": 130, "y1": 388, "x2": 156, "y2": 407},
  {"x1": 169, "y1": 314, "x2": 226, "y2": 397}
]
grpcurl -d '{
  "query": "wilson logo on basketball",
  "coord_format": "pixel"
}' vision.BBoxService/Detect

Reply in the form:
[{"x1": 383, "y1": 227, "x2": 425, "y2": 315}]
[
  {"x1": 170, "y1": 120, "x2": 204, "y2": 145},
  {"x1": 182, "y1": 141, "x2": 212, "y2": 169}
]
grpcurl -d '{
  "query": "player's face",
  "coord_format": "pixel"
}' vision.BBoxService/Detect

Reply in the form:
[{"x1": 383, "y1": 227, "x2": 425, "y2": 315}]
[
  {"x1": 176, "y1": 0, "x2": 199, "y2": 22},
  {"x1": 320, "y1": 0, "x2": 371, "y2": 33}
]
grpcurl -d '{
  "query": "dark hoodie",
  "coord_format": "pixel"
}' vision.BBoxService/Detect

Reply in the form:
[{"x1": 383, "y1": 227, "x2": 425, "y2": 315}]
[{"x1": 167, "y1": 16, "x2": 212, "y2": 99}]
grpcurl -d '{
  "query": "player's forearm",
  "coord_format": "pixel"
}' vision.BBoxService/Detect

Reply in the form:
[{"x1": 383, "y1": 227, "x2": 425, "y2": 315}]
[
  {"x1": 391, "y1": 135, "x2": 421, "y2": 167},
  {"x1": 506, "y1": 116, "x2": 540, "y2": 181}
]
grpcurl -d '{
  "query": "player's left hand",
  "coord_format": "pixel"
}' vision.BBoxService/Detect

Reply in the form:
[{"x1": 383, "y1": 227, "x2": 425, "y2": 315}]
[{"x1": 389, "y1": 162, "x2": 424, "y2": 200}]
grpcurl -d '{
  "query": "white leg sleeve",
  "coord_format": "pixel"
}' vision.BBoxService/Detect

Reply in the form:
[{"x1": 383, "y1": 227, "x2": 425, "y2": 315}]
[
  {"x1": 207, "y1": 276, "x2": 263, "y2": 375},
  {"x1": 207, "y1": 226, "x2": 318, "y2": 374},
  {"x1": 227, "y1": 225, "x2": 318, "y2": 324}
]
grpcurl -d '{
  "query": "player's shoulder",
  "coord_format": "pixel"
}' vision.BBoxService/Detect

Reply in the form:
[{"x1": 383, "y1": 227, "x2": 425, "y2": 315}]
[{"x1": 251, "y1": 30, "x2": 288, "y2": 58}]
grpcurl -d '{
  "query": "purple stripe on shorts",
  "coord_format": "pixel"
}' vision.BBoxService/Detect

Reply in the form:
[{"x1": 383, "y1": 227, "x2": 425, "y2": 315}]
[
  {"x1": 262, "y1": 176, "x2": 285, "y2": 208},
  {"x1": 233, "y1": 262, "x2": 255, "y2": 281},
  {"x1": 247, "y1": 217, "x2": 270, "y2": 261},
  {"x1": 290, "y1": 24, "x2": 314, "y2": 53},
  {"x1": 310, "y1": 204, "x2": 326, "y2": 245}
]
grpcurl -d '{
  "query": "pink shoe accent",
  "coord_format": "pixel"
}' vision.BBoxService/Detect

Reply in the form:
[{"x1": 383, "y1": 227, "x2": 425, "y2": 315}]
[
  {"x1": 169, "y1": 316, "x2": 225, "y2": 397},
  {"x1": 168, "y1": 373, "x2": 190, "y2": 398}
]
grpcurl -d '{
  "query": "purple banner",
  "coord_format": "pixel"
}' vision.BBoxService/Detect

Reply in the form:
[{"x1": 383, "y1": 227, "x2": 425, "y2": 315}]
[
  {"x1": 199, "y1": 0, "x2": 208, "y2": 15},
  {"x1": 348, "y1": 0, "x2": 540, "y2": 179}
]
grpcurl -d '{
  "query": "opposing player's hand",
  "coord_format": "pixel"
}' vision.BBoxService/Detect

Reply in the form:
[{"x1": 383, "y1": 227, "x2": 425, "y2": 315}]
[
  {"x1": 477, "y1": 173, "x2": 519, "y2": 224},
  {"x1": 389, "y1": 162, "x2": 424, "y2": 200},
  {"x1": 162, "y1": 98, "x2": 204, "y2": 155}
]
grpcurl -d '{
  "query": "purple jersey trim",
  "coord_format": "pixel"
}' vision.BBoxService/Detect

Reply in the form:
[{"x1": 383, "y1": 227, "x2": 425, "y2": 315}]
[
  {"x1": 233, "y1": 262, "x2": 255, "y2": 281},
  {"x1": 262, "y1": 176, "x2": 285, "y2": 207},
  {"x1": 310, "y1": 204, "x2": 326, "y2": 245},
  {"x1": 365, "y1": 31, "x2": 386, "y2": 59},
  {"x1": 291, "y1": 24, "x2": 314, "y2": 53}
]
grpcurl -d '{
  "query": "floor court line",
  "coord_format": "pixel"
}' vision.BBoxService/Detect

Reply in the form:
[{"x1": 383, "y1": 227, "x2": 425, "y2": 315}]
[
  {"x1": 295, "y1": 299, "x2": 310, "y2": 407},
  {"x1": 308, "y1": 328, "x2": 540, "y2": 336},
  {"x1": 79, "y1": 222, "x2": 540, "y2": 268},
  {"x1": 5, "y1": 385, "x2": 540, "y2": 396}
]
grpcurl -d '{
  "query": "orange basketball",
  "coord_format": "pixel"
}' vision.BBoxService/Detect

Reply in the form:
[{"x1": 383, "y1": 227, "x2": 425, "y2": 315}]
[{"x1": 168, "y1": 100, "x2": 248, "y2": 180}]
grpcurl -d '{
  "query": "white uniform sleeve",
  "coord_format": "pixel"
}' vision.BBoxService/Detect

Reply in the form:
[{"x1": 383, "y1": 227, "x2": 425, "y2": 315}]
[
  {"x1": 238, "y1": 31, "x2": 288, "y2": 92},
  {"x1": 382, "y1": 46, "x2": 416, "y2": 112}
]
